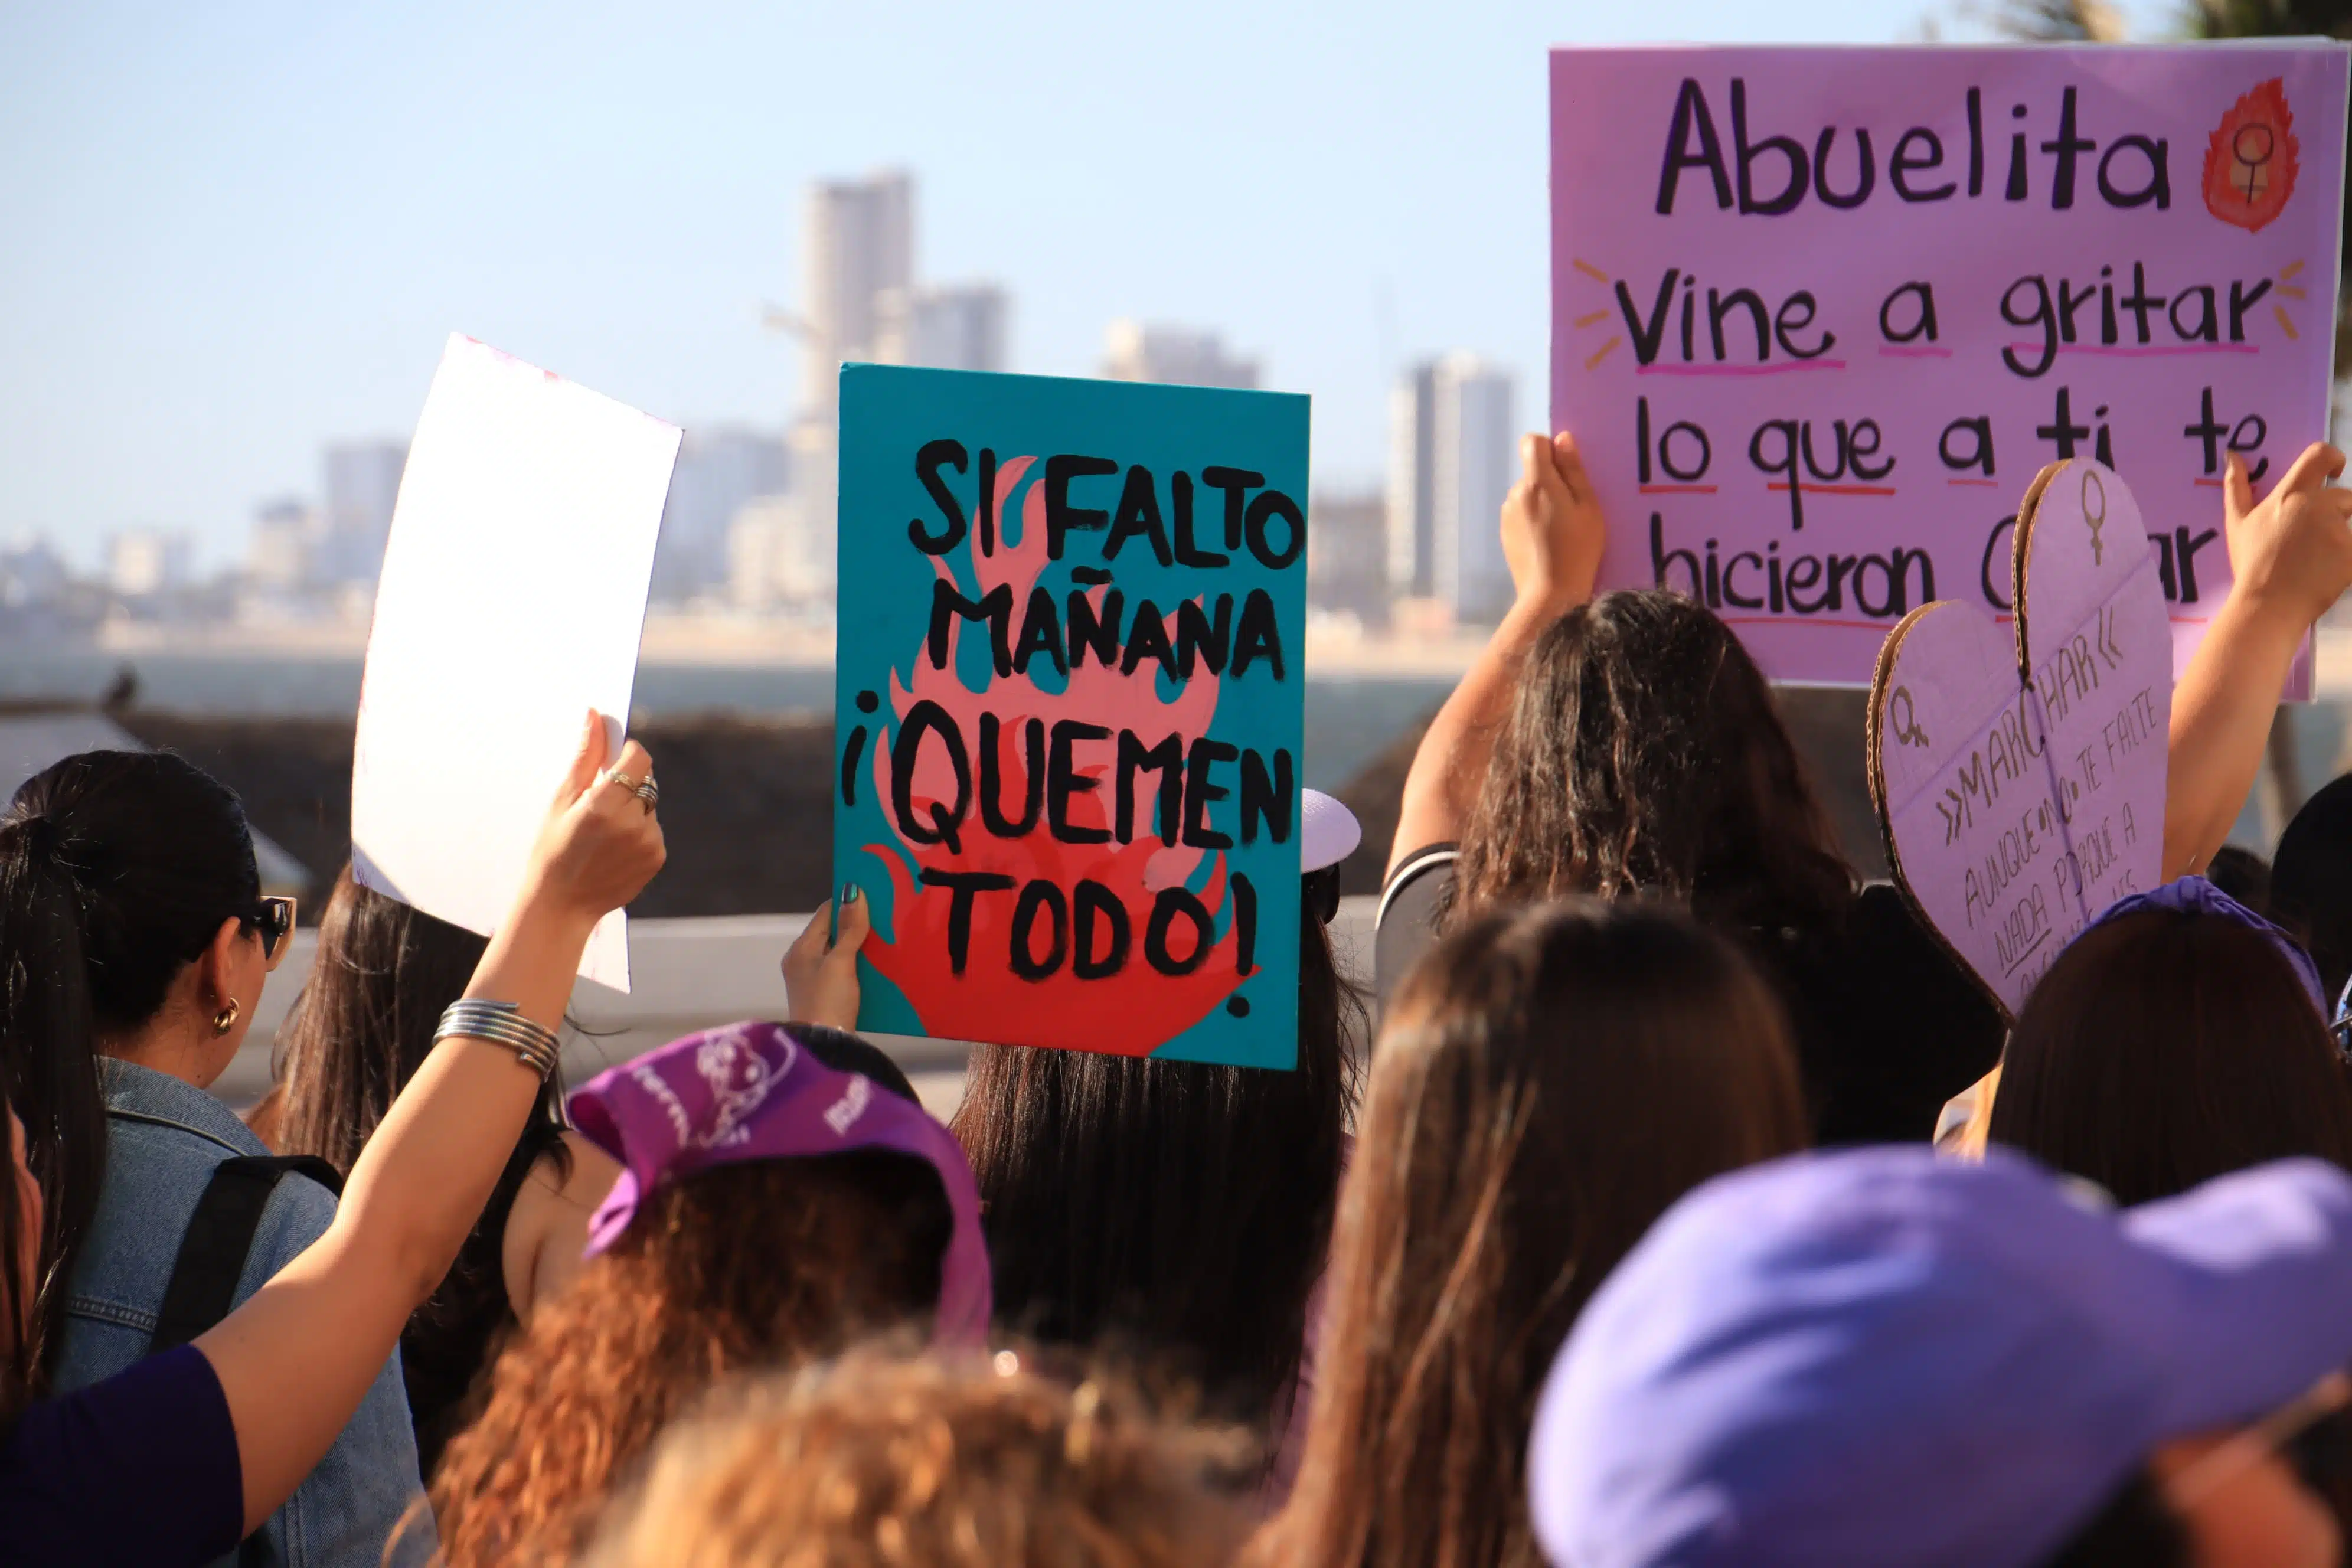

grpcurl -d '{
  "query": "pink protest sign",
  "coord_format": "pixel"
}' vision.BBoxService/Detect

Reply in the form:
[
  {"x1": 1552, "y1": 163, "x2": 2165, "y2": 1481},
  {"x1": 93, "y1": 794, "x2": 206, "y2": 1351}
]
[
  {"x1": 1868, "y1": 460, "x2": 2171, "y2": 1018},
  {"x1": 1551, "y1": 45, "x2": 2348, "y2": 690}
]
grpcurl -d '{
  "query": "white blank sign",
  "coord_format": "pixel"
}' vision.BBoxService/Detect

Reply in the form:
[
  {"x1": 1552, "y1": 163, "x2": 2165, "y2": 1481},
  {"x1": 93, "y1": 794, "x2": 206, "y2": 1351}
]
[{"x1": 352, "y1": 334, "x2": 679, "y2": 990}]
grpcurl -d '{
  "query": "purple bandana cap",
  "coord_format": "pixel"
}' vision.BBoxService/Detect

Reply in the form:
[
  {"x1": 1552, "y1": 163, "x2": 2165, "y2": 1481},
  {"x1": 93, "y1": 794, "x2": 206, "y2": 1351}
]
[
  {"x1": 2083, "y1": 875, "x2": 2324, "y2": 1012},
  {"x1": 567, "y1": 1020, "x2": 991, "y2": 1344}
]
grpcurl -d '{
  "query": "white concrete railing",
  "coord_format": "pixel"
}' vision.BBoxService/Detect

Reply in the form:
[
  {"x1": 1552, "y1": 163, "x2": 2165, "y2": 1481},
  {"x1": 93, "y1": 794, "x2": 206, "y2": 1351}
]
[{"x1": 218, "y1": 898, "x2": 1378, "y2": 1118}]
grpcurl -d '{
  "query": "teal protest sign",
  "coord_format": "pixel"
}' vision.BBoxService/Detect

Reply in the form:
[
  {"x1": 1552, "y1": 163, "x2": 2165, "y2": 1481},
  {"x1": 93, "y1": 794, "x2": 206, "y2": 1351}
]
[{"x1": 835, "y1": 365, "x2": 1309, "y2": 1068}]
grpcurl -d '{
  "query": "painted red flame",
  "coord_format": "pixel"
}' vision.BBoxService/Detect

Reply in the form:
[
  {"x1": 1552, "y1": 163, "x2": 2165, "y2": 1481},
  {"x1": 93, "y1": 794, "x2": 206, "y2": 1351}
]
[
  {"x1": 860, "y1": 457, "x2": 1246, "y2": 1056},
  {"x1": 2203, "y1": 78, "x2": 2299, "y2": 233}
]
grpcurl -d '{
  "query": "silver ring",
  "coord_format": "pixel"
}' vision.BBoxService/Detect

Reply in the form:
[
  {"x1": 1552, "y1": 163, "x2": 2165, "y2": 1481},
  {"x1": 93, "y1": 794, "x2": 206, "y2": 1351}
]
[{"x1": 632, "y1": 777, "x2": 658, "y2": 814}]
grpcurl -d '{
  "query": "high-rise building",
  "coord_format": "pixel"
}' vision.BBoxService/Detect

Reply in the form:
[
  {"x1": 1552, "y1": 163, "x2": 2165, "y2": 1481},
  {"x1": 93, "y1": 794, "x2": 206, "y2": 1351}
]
[
  {"x1": 727, "y1": 420, "x2": 837, "y2": 613},
  {"x1": 727, "y1": 500, "x2": 789, "y2": 612},
  {"x1": 0, "y1": 536, "x2": 66, "y2": 610},
  {"x1": 764, "y1": 171, "x2": 1012, "y2": 619},
  {"x1": 1100, "y1": 322, "x2": 1259, "y2": 389},
  {"x1": 727, "y1": 491, "x2": 834, "y2": 612},
  {"x1": 655, "y1": 429, "x2": 790, "y2": 602},
  {"x1": 801, "y1": 170, "x2": 914, "y2": 413},
  {"x1": 1387, "y1": 355, "x2": 1516, "y2": 625},
  {"x1": 878, "y1": 283, "x2": 1009, "y2": 373},
  {"x1": 247, "y1": 497, "x2": 317, "y2": 590},
  {"x1": 1307, "y1": 491, "x2": 1389, "y2": 626},
  {"x1": 319, "y1": 441, "x2": 409, "y2": 585},
  {"x1": 108, "y1": 531, "x2": 192, "y2": 599},
  {"x1": 1387, "y1": 364, "x2": 1438, "y2": 600},
  {"x1": 1435, "y1": 358, "x2": 1515, "y2": 623}
]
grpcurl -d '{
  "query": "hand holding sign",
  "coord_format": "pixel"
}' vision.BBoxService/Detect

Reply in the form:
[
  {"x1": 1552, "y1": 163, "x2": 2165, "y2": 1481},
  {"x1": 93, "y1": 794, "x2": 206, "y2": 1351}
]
[
  {"x1": 2219, "y1": 442, "x2": 2352, "y2": 628},
  {"x1": 524, "y1": 711, "x2": 669, "y2": 932},
  {"x1": 1869, "y1": 460, "x2": 2171, "y2": 1017},
  {"x1": 1502, "y1": 432, "x2": 1608, "y2": 616},
  {"x1": 2160, "y1": 439, "x2": 2352, "y2": 876},
  {"x1": 782, "y1": 891, "x2": 870, "y2": 1031}
]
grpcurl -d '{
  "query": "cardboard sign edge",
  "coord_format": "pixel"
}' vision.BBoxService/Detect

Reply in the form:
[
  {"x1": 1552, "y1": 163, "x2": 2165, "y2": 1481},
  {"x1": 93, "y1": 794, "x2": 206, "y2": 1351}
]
[
  {"x1": 2008, "y1": 459, "x2": 2067, "y2": 685},
  {"x1": 1866, "y1": 602, "x2": 2018, "y2": 1027}
]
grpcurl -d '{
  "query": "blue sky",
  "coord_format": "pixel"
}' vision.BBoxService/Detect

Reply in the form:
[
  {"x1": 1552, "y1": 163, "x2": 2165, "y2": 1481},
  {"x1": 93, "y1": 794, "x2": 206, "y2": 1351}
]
[{"x1": 1, "y1": 0, "x2": 2181, "y2": 567}]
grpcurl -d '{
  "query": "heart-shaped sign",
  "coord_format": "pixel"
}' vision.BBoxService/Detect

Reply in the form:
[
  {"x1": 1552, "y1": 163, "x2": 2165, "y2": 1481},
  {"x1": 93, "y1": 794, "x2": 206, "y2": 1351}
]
[{"x1": 1868, "y1": 459, "x2": 2172, "y2": 1020}]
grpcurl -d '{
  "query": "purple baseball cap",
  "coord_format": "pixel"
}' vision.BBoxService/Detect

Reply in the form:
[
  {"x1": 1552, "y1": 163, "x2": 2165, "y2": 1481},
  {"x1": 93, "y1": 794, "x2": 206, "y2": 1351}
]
[
  {"x1": 1530, "y1": 1146, "x2": 2352, "y2": 1568},
  {"x1": 568, "y1": 1020, "x2": 991, "y2": 1344},
  {"x1": 2083, "y1": 874, "x2": 2325, "y2": 1012}
]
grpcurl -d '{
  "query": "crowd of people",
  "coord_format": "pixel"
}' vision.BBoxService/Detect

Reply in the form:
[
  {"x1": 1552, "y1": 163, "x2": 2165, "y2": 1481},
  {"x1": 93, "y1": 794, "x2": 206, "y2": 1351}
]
[{"x1": 9, "y1": 433, "x2": 2352, "y2": 1566}]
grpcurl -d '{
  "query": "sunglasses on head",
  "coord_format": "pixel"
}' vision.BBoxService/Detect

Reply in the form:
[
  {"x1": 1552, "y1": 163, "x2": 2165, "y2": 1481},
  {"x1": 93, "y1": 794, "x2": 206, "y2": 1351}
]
[{"x1": 247, "y1": 896, "x2": 296, "y2": 965}]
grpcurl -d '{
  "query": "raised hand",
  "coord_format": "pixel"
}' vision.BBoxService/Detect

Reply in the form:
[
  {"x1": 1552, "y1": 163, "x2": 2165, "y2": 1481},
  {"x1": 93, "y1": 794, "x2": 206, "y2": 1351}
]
[
  {"x1": 2164, "y1": 446, "x2": 2352, "y2": 878},
  {"x1": 2221, "y1": 443, "x2": 2352, "y2": 630},
  {"x1": 203, "y1": 711, "x2": 665, "y2": 1538},
  {"x1": 1391, "y1": 429, "x2": 1606, "y2": 876},
  {"x1": 518, "y1": 709, "x2": 667, "y2": 931},
  {"x1": 1501, "y1": 432, "x2": 1607, "y2": 616},
  {"x1": 783, "y1": 888, "x2": 870, "y2": 1030}
]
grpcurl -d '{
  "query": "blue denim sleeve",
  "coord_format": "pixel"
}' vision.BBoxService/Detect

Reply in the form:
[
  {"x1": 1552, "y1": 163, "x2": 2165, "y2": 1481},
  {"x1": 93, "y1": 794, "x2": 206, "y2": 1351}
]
[{"x1": 237, "y1": 1174, "x2": 442, "y2": 1567}]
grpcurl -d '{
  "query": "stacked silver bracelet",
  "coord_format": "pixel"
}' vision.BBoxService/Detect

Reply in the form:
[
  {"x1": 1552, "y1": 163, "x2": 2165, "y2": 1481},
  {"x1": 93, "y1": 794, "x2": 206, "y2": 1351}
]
[{"x1": 434, "y1": 999, "x2": 561, "y2": 1080}]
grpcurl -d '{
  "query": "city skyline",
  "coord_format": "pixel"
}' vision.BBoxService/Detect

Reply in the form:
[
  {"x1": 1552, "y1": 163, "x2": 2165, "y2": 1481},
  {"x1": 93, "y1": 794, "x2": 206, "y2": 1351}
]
[
  {"x1": 40, "y1": 168, "x2": 1343, "y2": 628},
  {"x1": 1, "y1": 0, "x2": 2177, "y2": 573}
]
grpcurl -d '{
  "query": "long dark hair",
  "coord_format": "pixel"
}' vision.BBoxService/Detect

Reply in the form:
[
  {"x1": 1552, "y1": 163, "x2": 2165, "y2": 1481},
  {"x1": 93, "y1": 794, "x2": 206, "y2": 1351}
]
[
  {"x1": 1990, "y1": 909, "x2": 2352, "y2": 1206},
  {"x1": 950, "y1": 906, "x2": 1363, "y2": 1444},
  {"x1": 1452, "y1": 590, "x2": 1852, "y2": 931},
  {"x1": 2272, "y1": 773, "x2": 2352, "y2": 1003},
  {"x1": 272, "y1": 864, "x2": 568, "y2": 1177},
  {"x1": 0, "y1": 749, "x2": 260, "y2": 1373},
  {"x1": 1253, "y1": 899, "x2": 1807, "y2": 1568}
]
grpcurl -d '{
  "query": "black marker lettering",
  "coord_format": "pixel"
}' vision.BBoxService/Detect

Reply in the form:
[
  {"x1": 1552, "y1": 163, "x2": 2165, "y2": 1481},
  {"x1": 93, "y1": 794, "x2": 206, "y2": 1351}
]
[{"x1": 911, "y1": 438, "x2": 968, "y2": 554}]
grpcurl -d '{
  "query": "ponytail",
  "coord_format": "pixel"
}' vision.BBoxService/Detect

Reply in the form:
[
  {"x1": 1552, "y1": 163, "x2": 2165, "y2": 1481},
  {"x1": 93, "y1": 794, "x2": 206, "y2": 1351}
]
[
  {"x1": 0, "y1": 811, "x2": 106, "y2": 1379},
  {"x1": 0, "y1": 750, "x2": 259, "y2": 1375}
]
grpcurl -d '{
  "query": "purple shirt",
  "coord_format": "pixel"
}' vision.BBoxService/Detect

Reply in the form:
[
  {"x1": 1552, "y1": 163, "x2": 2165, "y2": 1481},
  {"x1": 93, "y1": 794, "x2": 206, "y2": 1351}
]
[{"x1": 0, "y1": 1344, "x2": 243, "y2": 1566}]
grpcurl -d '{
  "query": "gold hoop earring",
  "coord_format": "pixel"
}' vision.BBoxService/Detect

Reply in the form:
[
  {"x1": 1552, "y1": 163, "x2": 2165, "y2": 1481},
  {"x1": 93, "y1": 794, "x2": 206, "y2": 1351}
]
[{"x1": 212, "y1": 998, "x2": 241, "y2": 1035}]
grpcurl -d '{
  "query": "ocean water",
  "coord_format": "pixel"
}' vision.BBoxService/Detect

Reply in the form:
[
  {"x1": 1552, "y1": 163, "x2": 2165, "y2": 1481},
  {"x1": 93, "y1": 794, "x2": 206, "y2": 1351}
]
[{"x1": 0, "y1": 649, "x2": 1456, "y2": 793}]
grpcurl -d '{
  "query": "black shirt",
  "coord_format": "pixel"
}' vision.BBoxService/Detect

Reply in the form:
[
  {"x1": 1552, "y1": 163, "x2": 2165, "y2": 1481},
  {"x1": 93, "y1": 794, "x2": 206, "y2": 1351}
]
[
  {"x1": 400, "y1": 1115, "x2": 569, "y2": 1478},
  {"x1": 1374, "y1": 846, "x2": 2004, "y2": 1145}
]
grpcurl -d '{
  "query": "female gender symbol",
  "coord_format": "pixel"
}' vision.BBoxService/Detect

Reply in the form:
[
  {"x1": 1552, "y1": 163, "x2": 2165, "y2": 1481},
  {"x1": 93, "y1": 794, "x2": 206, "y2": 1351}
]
[
  {"x1": 2233, "y1": 122, "x2": 2276, "y2": 201},
  {"x1": 2080, "y1": 466, "x2": 2108, "y2": 566}
]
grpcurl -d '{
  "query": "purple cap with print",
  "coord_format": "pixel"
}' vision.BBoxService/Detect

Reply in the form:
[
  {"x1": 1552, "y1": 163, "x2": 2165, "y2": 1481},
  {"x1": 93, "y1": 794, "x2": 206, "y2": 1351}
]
[{"x1": 567, "y1": 1020, "x2": 991, "y2": 1343}]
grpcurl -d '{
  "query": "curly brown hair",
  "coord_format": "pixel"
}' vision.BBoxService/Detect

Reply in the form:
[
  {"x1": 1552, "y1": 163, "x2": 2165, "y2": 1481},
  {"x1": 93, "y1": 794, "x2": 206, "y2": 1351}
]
[
  {"x1": 429, "y1": 1152, "x2": 953, "y2": 1567},
  {"x1": 581, "y1": 1343, "x2": 1256, "y2": 1568},
  {"x1": 1451, "y1": 590, "x2": 1852, "y2": 931}
]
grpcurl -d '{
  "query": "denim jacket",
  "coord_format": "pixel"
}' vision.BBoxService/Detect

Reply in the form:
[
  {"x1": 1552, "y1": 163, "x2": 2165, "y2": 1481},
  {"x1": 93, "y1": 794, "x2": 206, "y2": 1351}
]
[{"x1": 53, "y1": 1060, "x2": 437, "y2": 1567}]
